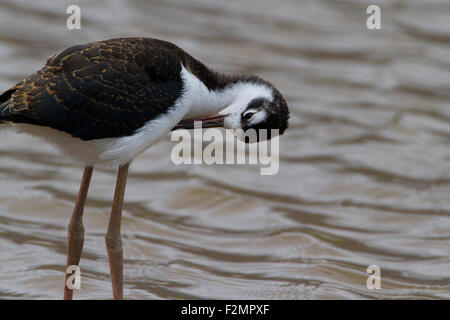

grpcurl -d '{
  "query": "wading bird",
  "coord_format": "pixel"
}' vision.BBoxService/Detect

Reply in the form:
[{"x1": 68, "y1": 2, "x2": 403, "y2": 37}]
[{"x1": 0, "y1": 38, "x2": 289, "y2": 299}]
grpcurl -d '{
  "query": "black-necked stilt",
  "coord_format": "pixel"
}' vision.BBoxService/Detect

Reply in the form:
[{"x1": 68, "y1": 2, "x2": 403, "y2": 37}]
[{"x1": 0, "y1": 38, "x2": 289, "y2": 299}]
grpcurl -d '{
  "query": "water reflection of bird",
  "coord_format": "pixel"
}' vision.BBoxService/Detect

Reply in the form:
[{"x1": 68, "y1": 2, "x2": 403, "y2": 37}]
[{"x1": 0, "y1": 38, "x2": 289, "y2": 299}]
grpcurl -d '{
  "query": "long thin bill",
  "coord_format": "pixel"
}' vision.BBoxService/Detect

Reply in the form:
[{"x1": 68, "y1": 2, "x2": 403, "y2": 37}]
[{"x1": 172, "y1": 114, "x2": 226, "y2": 130}]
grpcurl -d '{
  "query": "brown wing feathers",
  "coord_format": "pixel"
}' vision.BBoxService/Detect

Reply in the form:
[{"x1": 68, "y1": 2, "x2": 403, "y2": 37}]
[{"x1": 0, "y1": 38, "x2": 185, "y2": 140}]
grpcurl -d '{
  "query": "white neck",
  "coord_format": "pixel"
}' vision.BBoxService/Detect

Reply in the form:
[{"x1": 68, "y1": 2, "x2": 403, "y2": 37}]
[{"x1": 179, "y1": 65, "x2": 273, "y2": 120}]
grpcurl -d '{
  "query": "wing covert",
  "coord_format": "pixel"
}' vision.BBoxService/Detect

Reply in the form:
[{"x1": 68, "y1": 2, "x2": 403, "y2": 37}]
[{"x1": 2, "y1": 38, "x2": 184, "y2": 140}]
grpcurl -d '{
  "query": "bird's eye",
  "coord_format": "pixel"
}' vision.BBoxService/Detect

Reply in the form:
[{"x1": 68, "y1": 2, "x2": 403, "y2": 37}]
[{"x1": 243, "y1": 111, "x2": 256, "y2": 121}]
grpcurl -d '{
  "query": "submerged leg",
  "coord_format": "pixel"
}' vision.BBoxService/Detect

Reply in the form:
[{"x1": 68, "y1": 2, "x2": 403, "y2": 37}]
[
  {"x1": 64, "y1": 166, "x2": 94, "y2": 300},
  {"x1": 105, "y1": 163, "x2": 129, "y2": 300}
]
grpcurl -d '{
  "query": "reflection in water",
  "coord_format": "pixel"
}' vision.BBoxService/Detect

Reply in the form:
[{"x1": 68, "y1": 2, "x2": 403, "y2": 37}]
[{"x1": 0, "y1": 0, "x2": 449, "y2": 299}]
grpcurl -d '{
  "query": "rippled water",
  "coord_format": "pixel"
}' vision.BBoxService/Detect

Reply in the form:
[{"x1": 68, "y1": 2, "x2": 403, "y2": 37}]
[{"x1": 0, "y1": 0, "x2": 449, "y2": 299}]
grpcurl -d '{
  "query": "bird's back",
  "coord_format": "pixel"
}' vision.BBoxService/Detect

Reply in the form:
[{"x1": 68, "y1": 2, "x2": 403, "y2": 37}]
[{"x1": 0, "y1": 38, "x2": 202, "y2": 140}]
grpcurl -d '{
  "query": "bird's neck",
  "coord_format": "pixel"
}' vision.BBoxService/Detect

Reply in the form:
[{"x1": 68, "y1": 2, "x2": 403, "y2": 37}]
[{"x1": 180, "y1": 65, "x2": 270, "y2": 119}]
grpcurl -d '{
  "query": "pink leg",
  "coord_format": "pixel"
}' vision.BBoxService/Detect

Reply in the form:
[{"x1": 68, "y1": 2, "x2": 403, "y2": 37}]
[
  {"x1": 64, "y1": 166, "x2": 94, "y2": 300},
  {"x1": 105, "y1": 164, "x2": 129, "y2": 300}
]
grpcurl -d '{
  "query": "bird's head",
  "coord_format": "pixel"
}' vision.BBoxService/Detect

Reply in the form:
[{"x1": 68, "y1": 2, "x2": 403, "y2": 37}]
[
  {"x1": 173, "y1": 77, "x2": 289, "y2": 142},
  {"x1": 222, "y1": 81, "x2": 289, "y2": 142}
]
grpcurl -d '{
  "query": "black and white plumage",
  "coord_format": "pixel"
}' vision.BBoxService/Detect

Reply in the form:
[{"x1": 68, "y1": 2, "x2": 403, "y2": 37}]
[{"x1": 0, "y1": 38, "x2": 289, "y2": 167}]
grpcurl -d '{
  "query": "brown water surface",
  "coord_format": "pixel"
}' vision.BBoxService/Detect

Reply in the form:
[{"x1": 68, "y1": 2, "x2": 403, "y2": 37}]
[{"x1": 0, "y1": 0, "x2": 449, "y2": 299}]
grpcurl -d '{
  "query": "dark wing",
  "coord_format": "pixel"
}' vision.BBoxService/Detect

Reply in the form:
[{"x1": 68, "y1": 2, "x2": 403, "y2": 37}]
[{"x1": 0, "y1": 38, "x2": 184, "y2": 140}]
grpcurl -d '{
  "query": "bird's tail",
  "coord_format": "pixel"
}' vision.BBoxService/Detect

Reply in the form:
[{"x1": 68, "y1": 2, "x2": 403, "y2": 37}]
[{"x1": 0, "y1": 87, "x2": 18, "y2": 121}]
